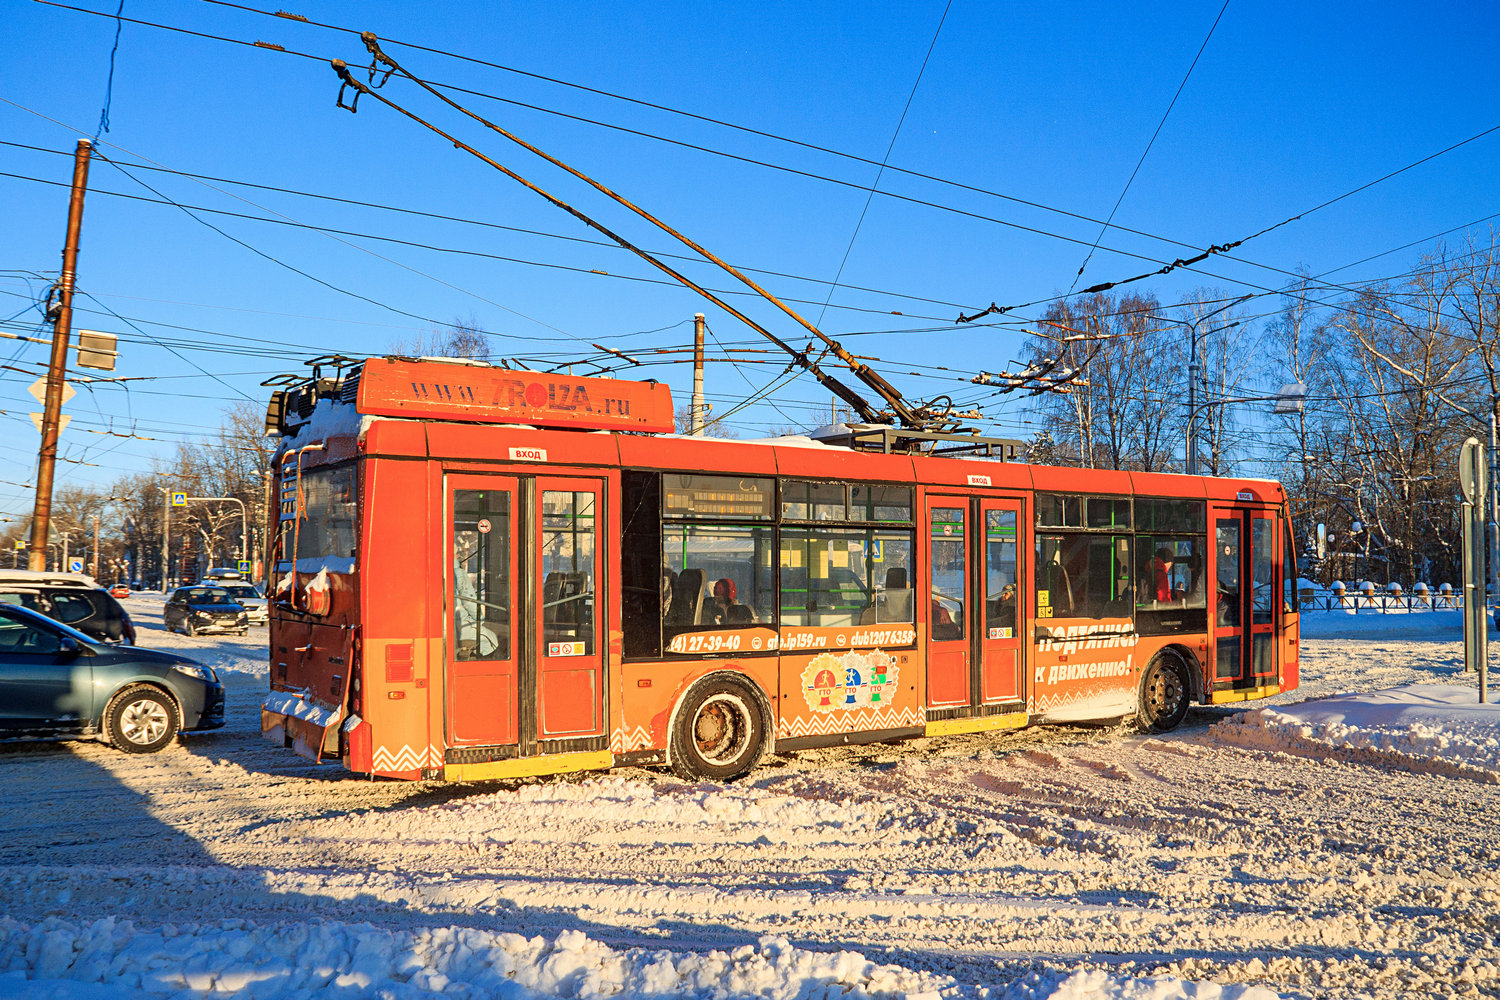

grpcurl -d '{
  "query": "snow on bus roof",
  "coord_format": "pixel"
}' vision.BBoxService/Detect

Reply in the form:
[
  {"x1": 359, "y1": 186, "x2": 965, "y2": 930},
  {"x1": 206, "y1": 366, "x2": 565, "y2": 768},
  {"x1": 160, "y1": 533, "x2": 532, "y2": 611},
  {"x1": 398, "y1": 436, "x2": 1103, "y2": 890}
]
[{"x1": 280, "y1": 398, "x2": 376, "y2": 445}]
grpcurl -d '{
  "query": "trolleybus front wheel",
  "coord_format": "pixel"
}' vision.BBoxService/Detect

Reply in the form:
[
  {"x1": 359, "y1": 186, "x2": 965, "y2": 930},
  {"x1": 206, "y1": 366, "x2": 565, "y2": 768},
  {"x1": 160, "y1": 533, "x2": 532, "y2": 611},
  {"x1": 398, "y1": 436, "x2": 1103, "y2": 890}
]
[
  {"x1": 1137, "y1": 652, "x2": 1191, "y2": 733},
  {"x1": 669, "y1": 674, "x2": 768, "y2": 781}
]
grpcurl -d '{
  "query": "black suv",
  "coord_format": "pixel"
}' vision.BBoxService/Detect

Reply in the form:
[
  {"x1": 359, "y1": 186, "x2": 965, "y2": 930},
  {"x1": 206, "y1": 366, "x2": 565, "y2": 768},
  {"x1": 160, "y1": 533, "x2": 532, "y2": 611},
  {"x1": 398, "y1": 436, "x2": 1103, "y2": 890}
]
[{"x1": 0, "y1": 571, "x2": 136, "y2": 644}]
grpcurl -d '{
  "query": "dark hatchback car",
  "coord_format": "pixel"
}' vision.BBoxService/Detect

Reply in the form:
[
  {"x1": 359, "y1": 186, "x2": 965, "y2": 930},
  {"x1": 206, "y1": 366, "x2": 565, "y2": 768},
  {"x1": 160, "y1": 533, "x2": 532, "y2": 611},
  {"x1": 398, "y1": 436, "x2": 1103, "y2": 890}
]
[
  {"x1": 0, "y1": 570, "x2": 135, "y2": 644},
  {"x1": 0, "y1": 603, "x2": 225, "y2": 753},
  {"x1": 163, "y1": 586, "x2": 249, "y2": 636}
]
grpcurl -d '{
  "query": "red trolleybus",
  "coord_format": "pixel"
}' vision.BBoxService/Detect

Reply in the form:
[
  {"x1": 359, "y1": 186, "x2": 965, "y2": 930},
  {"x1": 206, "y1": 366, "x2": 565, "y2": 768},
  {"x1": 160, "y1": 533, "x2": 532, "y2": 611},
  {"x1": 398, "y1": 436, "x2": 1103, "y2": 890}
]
[{"x1": 261, "y1": 357, "x2": 1299, "y2": 782}]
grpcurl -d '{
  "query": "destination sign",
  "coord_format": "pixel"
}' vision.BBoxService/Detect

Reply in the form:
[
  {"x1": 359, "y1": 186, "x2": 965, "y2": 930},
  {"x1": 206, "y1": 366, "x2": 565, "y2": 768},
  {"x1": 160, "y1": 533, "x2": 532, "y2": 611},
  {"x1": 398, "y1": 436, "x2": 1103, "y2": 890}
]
[{"x1": 664, "y1": 475, "x2": 774, "y2": 519}]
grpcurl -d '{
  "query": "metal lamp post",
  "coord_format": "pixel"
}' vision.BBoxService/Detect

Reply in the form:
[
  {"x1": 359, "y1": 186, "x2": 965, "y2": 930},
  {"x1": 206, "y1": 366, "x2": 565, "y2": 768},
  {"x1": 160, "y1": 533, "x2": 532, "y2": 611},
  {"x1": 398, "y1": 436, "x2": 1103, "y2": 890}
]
[
  {"x1": 184, "y1": 497, "x2": 249, "y2": 568},
  {"x1": 1152, "y1": 294, "x2": 1252, "y2": 476}
]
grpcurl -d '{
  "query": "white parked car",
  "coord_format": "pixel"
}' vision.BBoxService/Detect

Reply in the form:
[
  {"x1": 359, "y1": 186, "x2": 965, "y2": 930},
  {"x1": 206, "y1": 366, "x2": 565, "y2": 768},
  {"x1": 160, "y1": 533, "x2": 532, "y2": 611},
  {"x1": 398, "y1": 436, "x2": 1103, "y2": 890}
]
[{"x1": 216, "y1": 581, "x2": 268, "y2": 625}]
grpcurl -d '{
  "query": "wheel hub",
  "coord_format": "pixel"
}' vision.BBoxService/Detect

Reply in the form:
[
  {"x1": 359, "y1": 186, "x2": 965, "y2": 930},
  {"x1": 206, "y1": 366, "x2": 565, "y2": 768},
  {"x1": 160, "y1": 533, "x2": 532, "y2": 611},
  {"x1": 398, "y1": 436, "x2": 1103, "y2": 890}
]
[
  {"x1": 693, "y1": 698, "x2": 746, "y2": 763},
  {"x1": 120, "y1": 699, "x2": 169, "y2": 745}
]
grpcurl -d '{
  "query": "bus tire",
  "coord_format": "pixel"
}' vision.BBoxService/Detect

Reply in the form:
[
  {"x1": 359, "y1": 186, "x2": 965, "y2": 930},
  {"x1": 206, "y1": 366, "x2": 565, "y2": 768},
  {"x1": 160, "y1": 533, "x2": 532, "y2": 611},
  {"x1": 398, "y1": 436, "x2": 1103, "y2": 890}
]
[
  {"x1": 668, "y1": 674, "x2": 769, "y2": 782},
  {"x1": 1137, "y1": 651, "x2": 1191, "y2": 733}
]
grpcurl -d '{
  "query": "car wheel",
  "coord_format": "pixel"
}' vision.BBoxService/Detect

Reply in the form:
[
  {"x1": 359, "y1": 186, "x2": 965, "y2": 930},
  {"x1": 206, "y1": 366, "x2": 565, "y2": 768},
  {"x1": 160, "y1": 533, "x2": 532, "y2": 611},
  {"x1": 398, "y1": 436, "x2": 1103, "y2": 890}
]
[
  {"x1": 107, "y1": 685, "x2": 180, "y2": 754},
  {"x1": 186, "y1": 619, "x2": 197, "y2": 637},
  {"x1": 1137, "y1": 651, "x2": 1192, "y2": 733},
  {"x1": 668, "y1": 673, "x2": 769, "y2": 781}
]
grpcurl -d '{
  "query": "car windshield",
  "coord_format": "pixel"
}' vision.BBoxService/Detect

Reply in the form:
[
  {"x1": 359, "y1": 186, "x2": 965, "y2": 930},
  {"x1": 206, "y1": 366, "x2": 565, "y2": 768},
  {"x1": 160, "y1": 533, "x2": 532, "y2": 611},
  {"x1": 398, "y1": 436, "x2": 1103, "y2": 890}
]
[
  {"x1": 185, "y1": 588, "x2": 234, "y2": 605},
  {"x1": 222, "y1": 584, "x2": 261, "y2": 599}
]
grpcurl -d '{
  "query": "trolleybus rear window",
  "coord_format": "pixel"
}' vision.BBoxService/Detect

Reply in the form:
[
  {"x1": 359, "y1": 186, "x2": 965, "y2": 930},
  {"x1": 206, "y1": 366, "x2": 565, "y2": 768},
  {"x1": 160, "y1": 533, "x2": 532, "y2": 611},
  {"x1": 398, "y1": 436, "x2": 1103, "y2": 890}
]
[{"x1": 281, "y1": 463, "x2": 357, "y2": 571}]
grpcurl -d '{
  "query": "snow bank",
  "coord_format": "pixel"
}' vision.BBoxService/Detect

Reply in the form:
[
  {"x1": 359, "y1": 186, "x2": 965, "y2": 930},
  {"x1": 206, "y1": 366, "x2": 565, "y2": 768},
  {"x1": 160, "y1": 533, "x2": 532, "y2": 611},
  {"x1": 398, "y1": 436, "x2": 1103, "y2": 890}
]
[
  {"x1": 1215, "y1": 683, "x2": 1500, "y2": 781},
  {"x1": 1297, "y1": 609, "x2": 1472, "y2": 638},
  {"x1": 338, "y1": 776, "x2": 923, "y2": 850},
  {"x1": 1010, "y1": 968, "x2": 1280, "y2": 999},
  {"x1": 0, "y1": 918, "x2": 1281, "y2": 1000}
]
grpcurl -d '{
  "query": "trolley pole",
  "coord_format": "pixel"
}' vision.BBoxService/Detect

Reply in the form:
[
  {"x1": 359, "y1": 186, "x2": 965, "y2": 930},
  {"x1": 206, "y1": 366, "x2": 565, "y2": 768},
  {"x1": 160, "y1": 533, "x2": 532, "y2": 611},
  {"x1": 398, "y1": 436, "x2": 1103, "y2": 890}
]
[
  {"x1": 28, "y1": 139, "x2": 93, "y2": 571},
  {"x1": 690, "y1": 312, "x2": 706, "y2": 436}
]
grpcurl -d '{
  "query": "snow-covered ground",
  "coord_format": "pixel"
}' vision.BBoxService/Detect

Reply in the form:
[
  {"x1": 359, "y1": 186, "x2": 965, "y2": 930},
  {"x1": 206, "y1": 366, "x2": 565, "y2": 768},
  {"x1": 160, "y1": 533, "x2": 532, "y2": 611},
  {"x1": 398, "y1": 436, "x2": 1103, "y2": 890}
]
[{"x1": 0, "y1": 602, "x2": 1496, "y2": 999}]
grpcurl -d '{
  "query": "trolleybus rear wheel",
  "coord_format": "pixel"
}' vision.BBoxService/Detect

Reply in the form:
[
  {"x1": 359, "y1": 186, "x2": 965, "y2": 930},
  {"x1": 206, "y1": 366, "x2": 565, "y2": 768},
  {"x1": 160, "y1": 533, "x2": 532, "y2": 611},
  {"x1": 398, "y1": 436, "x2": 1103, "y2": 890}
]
[
  {"x1": 1137, "y1": 652, "x2": 1191, "y2": 733},
  {"x1": 669, "y1": 674, "x2": 768, "y2": 781}
]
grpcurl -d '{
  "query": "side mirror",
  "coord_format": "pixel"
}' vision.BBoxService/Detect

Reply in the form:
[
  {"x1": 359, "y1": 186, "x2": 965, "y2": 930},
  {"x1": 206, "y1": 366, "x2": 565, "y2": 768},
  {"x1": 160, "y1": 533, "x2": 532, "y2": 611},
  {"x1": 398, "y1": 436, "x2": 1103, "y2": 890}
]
[{"x1": 58, "y1": 636, "x2": 82, "y2": 657}]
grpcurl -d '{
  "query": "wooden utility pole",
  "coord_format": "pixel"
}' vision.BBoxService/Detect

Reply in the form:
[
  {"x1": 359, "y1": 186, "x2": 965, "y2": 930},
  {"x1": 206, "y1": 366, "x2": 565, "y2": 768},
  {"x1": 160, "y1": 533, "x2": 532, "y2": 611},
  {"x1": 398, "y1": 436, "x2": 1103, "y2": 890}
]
[
  {"x1": 28, "y1": 139, "x2": 93, "y2": 571},
  {"x1": 690, "y1": 312, "x2": 706, "y2": 436}
]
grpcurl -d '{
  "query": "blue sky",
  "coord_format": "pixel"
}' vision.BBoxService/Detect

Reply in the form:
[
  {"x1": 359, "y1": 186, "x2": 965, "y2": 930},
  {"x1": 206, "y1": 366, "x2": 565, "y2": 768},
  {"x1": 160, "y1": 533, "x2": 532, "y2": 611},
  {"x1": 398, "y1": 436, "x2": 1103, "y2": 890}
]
[{"x1": 2, "y1": 1, "x2": 1498, "y2": 521}]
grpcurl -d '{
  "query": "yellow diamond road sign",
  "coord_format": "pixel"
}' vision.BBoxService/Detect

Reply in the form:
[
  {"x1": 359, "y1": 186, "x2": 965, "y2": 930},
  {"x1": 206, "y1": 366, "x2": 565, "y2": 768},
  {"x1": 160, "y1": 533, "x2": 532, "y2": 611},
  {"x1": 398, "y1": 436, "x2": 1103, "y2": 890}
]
[
  {"x1": 27, "y1": 378, "x2": 75, "y2": 407},
  {"x1": 29, "y1": 414, "x2": 70, "y2": 434}
]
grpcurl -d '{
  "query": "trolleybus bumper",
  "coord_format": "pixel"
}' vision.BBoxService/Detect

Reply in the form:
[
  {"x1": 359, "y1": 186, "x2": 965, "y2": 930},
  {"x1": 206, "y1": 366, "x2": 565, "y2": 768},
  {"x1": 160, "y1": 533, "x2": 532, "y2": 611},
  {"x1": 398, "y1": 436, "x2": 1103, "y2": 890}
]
[{"x1": 261, "y1": 689, "x2": 343, "y2": 762}]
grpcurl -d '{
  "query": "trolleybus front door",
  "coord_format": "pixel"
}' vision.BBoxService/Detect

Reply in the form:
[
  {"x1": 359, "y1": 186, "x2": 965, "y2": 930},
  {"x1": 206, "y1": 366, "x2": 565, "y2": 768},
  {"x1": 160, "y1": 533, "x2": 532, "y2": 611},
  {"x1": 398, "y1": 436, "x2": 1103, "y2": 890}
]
[
  {"x1": 978, "y1": 499, "x2": 1024, "y2": 704},
  {"x1": 445, "y1": 475, "x2": 606, "y2": 755},
  {"x1": 926, "y1": 499, "x2": 970, "y2": 708},
  {"x1": 533, "y1": 478, "x2": 606, "y2": 747},
  {"x1": 447, "y1": 475, "x2": 521, "y2": 748},
  {"x1": 926, "y1": 496, "x2": 1027, "y2": 714},
  {"x1": 1211, "y1": 505, "x2": 1279, "y2": 693}
]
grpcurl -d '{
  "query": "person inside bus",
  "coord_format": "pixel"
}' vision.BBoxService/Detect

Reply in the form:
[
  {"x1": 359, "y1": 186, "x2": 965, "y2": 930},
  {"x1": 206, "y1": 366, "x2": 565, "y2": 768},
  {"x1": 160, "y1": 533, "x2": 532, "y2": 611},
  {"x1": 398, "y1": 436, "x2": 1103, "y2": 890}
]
[
  {"x1": 709, "y1": 577, "x2": 754, "y2": 626},
  {"x1": 1150, "y1": 547, "x2": 1176, "y2": 603},
  {"x1": 660, "y1": 568, "x2": 677, "y2": 621},
  {"x1": 1183, "y1": 551, "x2": 1207, "y2": 608},
  {"x1": 987, "y1": 582, "x2": 1017, "y2": 630},
  {"x1": 1104, "y1": 573, "x2": 1135, "y2": 617},
  {"x1": 931, "y1": 594, "x2": 962, "y2": 640}
]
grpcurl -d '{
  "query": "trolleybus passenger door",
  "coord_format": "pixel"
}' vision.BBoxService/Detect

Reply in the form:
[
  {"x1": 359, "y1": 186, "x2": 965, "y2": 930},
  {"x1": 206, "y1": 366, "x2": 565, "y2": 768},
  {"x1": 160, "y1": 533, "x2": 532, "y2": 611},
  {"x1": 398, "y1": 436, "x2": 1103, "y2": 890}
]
[
  {"x1": 533, "y1": 478, "x2": 606, "y2": 745},
  {"x1": 1210, "y1": 506, "x2": 1279, "y2": 692},
  {"x1": 1247, "y1": 511, "x2": 1279, "y2": 686},
  {"x1": 446, "y1": 476, "x2": 521, "y2": 748},
  {"x1": 979, "y1": 499, "x2": 1025, "y2": 705},
  {"x1": 925, "y1": 499, "x2": 970, "y2": 708}
]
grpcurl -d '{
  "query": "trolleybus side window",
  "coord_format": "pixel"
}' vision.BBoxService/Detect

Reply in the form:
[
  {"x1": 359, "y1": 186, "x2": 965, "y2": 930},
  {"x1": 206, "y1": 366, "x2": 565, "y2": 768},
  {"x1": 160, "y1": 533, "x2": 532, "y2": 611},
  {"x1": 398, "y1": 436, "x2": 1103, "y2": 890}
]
[
  {"x1": 928, "y1": 506, "x2": 965, "y2": 640},
  {"x1": 541, "y1": 491, "x2": 597, "y2": 654},
  {"x1": 780, "y1": 482, "x2": 914, "y2": 629},
  {"x1": 1134, "y1": 498, "x2": 1208, "y2": 612},
  {"x1": 1035, "y1": 494, "x2": 1133, "y2": 621},
  {"x1": 1283, "y1": 523, "x2": 1297, "y2": 612},
  {"x1": 660, "y1": 474, "x2": 776, "y2": 649},
  {"x1": 453, "y1": 489, "x2": 511, "y2": 660},
  {"x1": 621, "y1": 471, "x2": 664, "y2": 658},
  {"x1": 780, "y1": 527, "x2": 914, "y2": 628},
  {"x1": 984, "y1": 509, "x2": 1018, "y2": 634},
  {"x1": 1216, "y1": 519, "x2": 1241, "y2": 627},
  {"x1": 1252, "y1": 517, "x2": 1275, "y2": 625}
]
